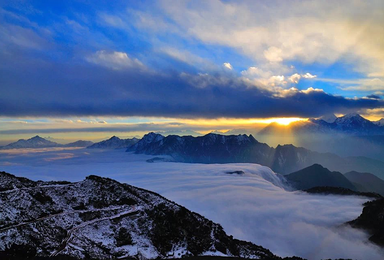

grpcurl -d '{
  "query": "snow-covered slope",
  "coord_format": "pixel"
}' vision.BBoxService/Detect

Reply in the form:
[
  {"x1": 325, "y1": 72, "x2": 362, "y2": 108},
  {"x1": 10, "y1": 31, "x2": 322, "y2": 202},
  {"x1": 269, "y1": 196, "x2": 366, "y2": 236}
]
[
  {"x1": 333, "y1": 113, "x2": 382, "y2": 134},
  {"x1": 0, "y1": 171, "x2": 288, "y2": 260},
  {"x1": 87, "y1": 136, "x2": 138, "y2": 149}
]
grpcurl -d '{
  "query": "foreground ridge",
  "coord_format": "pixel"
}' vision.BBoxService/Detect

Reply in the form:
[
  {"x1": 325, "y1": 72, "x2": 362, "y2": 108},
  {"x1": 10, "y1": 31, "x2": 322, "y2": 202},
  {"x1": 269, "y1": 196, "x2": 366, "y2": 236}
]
[{"x1": 0, "y1": 171, "x2": 302, "y2": 260}]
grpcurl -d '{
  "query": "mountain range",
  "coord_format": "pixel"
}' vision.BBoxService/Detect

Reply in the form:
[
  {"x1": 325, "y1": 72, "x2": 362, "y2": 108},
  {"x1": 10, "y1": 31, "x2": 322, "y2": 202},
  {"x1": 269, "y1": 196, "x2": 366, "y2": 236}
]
[
  {"x1": 0, "y1": 136, "x2": 93, "y2": 149},
  {"x1": 0, "y1": 171, "x2": 302, "y2": 260},
  {"x1": 127, "y1": 132, "x2": 384, "y2": 180},
  {"x1": 260, "y1": 113, "x2": 384, "y2": 136},
  {"x1": 4, "y1": 133, "x2": 384, "y2": 185},
  {"x1": 87, "y1": 136, "x2": 139, "y2": 149},
  {"x1": 256, "y1": 113, "x2": 384, "y2": 161},
  {"x1": 284, "y1": 164, "x2": 384, "y2": 196}
]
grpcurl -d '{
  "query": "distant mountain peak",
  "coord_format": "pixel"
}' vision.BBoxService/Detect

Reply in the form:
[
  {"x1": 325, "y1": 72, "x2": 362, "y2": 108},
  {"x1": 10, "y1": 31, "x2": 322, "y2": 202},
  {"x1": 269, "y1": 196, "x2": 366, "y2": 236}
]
[
  {"x1": 2, "y1": 135, "x2": 61, "y2": 149},
  {"x1": 87, "y1": 136, "x2": 139, "y2": 149},
  {"x1": 336, "y1": 113, "x2": 365, "y2": 122},
  {"x1": 142, "y1": 132, "x2": 165, "y2": 142},
  {"x1": 319, "y1": 113, "x2": 337, "y2": 123},
  {"x1": 343, "y1": 112, "x2": 361, "y2": 118}
]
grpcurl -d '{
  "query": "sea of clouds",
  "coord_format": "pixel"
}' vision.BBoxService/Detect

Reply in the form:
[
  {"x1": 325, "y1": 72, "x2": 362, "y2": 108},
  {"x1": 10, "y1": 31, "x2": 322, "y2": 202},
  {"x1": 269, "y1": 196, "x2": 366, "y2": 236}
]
[{"x1": 1, "y1": 147, "x2": 383, "y2": 259}]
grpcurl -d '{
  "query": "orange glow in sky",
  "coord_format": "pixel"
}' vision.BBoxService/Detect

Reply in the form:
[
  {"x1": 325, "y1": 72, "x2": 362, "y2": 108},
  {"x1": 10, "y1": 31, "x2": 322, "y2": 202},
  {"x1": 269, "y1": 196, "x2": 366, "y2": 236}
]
[{"x1": 250, "y1": 118, "x2": 307, "y2": 126}]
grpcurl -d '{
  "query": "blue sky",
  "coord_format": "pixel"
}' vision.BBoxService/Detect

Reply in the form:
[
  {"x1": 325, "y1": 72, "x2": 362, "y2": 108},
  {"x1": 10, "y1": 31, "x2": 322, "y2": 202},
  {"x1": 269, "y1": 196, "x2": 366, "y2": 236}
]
[{"x1": 1, "y1": 0, "x2": 384, "y2": 141}]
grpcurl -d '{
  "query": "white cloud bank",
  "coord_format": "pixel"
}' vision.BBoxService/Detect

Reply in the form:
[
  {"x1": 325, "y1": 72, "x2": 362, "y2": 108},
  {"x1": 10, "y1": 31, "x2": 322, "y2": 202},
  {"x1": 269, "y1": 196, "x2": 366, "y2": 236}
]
[
  {"x1": 86, "y1": 50, "x2": 144, "y2": 70},
  {"x1": 1, "y1": 148, "x2": 383, "y2": 259}
]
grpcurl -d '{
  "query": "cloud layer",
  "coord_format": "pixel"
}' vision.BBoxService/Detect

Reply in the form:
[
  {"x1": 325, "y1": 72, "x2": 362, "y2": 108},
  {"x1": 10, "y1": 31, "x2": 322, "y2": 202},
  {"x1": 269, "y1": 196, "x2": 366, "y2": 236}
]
[
  {"x1": 1, "y1": 1, "x2": 384, "y2": 119},
  {"x1": 1, "y1": 148, "x2": 383, "y2": 259},
  {"x1": 0, "y1": 53, "x2": 382, "y2": 118}
]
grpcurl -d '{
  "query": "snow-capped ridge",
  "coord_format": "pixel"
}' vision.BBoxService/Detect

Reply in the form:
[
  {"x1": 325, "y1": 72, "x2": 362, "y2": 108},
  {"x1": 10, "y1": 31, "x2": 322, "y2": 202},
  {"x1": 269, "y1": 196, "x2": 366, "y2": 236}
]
[{"x1": 335, "y1": 113, "x2": 366, "y2": 124}]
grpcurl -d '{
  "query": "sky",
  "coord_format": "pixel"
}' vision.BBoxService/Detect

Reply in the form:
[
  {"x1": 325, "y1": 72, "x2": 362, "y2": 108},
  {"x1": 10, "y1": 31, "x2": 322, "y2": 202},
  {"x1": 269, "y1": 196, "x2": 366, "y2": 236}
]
[{"x1": 1, "y1": 0, "x2": 384, "y2": 142}]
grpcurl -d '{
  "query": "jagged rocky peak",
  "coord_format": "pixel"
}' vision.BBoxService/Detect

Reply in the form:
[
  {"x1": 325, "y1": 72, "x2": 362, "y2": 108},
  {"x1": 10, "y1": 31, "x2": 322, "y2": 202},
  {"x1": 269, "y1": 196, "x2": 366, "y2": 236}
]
[
  {"x1": 332, "y1": 113, "x2": 381, "y2": 134},
  {"x1": 127, "y1": 132, "x2": 165, "y2": 152},
  {"x1": 335, "y1": 113, "x2": 366, "y2": 123},
  {"x1": 142, "y1": 132, "x2": 165, "y2": 143},
  {"x1": 0, "y1": 172, "x2": 290, "y2": 260},
  {"x1": 203, "y1": 133, "x2": 255, "y2": 144},
  {"x1": 88, "y1": 136, "x2": 139, "y2": 149},
  {"x1": 27, "y1": 135, "x2": 52, "y2": 144},
  {"x1": 275, "y1": 144, "x2": 297, "y2": 150}
]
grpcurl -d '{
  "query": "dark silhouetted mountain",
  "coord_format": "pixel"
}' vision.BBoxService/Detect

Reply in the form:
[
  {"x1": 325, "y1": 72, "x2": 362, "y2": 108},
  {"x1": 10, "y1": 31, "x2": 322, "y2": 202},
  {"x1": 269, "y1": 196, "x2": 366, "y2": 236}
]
[
  {"x1": 268, "y1": 144, "x2": 384, "y2": 175},
  {"x1": 0, "y1": 171, "x2": 298, "y2": 260},
  {"x1": 344, "y1": 171, "x2": 384, "y2": 196},
  {"x1": 129, "y1": 133, "x2": 384, "y2": 179},
  {"x1": 285, "y1": 164, "x2": 357, "y2": 190},
  {"x1": 304, "y1": 186, "x2": 381, "y2": 199},
  {"x1": 64, "y1": 140, "x2": 94, "y2": 147},
  {"x1": 128, "y1": 132, "x2": 273, "y2": 164},
  {"x1": 127, "y1": 132, "x2": 165, "y2": 153},
  {"x1": 348, "y1": 198, "x2": 384, "y2": 246},
  {"x1": 87, "y1": 136, "x2": 138, "y2": 149},
  {"x1": 1, "y1": 136, "x2": 62, "y2": 149}
]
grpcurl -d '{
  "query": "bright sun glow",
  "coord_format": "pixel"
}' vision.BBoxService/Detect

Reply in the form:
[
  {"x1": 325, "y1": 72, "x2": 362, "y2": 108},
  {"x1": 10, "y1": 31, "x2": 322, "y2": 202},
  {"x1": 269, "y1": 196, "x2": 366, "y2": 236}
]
[
  {"x1": 252, "y1": 118, "x2": 306, "y2": 126},
  {"x1": 178, "y1": 117, "x2": 307, "y2": 126}
]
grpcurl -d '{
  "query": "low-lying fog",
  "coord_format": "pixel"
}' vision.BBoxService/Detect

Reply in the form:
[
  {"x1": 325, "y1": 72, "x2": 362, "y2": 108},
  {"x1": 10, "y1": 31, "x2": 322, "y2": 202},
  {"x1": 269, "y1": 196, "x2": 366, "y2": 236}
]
[{"x1": 1, "y1": 147, "x2": 383, "y2": 259}]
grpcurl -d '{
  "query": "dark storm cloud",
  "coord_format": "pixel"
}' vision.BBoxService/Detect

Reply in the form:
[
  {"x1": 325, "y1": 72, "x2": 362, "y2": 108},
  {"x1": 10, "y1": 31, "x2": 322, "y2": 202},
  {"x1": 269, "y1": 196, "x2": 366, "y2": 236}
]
[{"x1": 0, "y1": 51, "x2": 383, "y2": 119}]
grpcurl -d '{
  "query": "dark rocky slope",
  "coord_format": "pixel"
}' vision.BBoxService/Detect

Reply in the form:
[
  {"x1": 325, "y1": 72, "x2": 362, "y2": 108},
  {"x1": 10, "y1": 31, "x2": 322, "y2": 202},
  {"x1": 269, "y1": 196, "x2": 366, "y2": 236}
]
[{"x1": 348, "y1": 198, "x2": 384, "y2": 246}]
